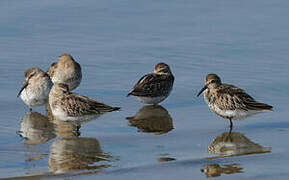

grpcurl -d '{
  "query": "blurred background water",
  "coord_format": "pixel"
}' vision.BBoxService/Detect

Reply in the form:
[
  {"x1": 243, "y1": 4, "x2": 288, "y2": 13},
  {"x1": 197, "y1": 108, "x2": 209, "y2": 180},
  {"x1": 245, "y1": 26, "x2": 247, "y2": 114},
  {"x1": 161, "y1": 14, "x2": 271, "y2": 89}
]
[{"x1": 0, "y1": 0, "x2": 289, "y2": 179}]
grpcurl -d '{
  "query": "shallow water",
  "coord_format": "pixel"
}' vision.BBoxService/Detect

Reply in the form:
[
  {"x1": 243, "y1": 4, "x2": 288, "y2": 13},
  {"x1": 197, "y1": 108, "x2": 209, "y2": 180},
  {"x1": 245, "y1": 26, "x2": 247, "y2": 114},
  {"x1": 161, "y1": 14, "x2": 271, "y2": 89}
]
[{"x1": 0, "y1": 0, "x2": 289, "y2": 179}]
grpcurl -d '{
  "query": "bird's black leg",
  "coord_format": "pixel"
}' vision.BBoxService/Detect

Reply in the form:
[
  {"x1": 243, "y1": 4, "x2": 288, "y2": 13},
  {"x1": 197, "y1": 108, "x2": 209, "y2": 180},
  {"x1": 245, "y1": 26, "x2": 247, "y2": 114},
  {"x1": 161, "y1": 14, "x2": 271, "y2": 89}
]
[
  {"x1": 224, "y1": 118, "x2": 233, "y2": 142},
  {"x1": 229, "y1": 118, "x2": 233, "y2": 134},
  {"x1": 74, "y1": 124, "x2": 81, "y2": 137},
  {"x1": 76, "y1": 124, "x2": 81, "y2": 132}
]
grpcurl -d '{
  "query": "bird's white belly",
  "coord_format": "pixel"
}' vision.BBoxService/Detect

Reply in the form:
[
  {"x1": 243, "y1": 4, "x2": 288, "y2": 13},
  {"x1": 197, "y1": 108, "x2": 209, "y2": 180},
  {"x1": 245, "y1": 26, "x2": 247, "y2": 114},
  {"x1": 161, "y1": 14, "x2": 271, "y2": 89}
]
[
  {"x1": 20, "y1": 88, "x2": 48, "y2": 107},
  {"x1": 136, "y1": 96, "x2": 167, "y2": 105},
  {"x1": 209, "y1": 103, "x2": 261, "y2": 120},
  {"x1": 51, "y1": 106, "x2": 99, "y2": 121},
  {"x1": 51, "y1": 107, "x2": 71, "y2": 121}
]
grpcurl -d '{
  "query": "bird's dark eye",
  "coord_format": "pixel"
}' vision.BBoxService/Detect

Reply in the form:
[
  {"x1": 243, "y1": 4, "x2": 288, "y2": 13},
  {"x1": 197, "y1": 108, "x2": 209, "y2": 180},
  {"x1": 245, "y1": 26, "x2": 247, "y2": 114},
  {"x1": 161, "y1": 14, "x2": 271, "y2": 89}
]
[
  {"x1": 29, "y1": 72, "x2": 36, "y2": 79},
  {"x1": 210, "y1": 80, "x2": 216, "y2": 83}
]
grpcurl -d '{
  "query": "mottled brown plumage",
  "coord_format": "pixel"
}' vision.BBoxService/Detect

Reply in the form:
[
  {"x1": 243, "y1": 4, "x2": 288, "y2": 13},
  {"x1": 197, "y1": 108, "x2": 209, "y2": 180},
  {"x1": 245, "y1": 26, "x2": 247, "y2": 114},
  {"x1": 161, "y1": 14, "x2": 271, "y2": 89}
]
[
  {"x1": 197, "y1": 73, "x2": 273, "y2": 128},
  {"x1": 208, "y1": 84, "x2": 272, "y2": 112},
  {"x1": 17, "y1": 67, "x2": 52, "y2": 110},
  {"x1": 128, "y1": 73, "x2": 174, "y2": 97},
  {"x1": 49, "y1": 83, "x2": 120, "y2": 121},
  {"x1": 47, "y1": 53, "x2": 82, "y2": 91},
  {"x1": 127, "y1": 63, "x2": 174, "y2": 104}
]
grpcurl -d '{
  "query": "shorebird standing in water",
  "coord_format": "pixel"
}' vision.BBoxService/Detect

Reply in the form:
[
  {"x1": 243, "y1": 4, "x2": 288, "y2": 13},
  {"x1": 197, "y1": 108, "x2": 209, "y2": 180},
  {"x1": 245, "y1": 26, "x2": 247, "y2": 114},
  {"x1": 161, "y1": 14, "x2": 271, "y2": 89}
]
[
  {"x1": 17, "y1": 67, "x2": 52, "y2": 111},
  {"x1": 197, "y1": 74, "x2": 273, "y2": 129},
  {"x1": 127, "y1": 63, "x2": 174, "y2": 105},
  {"x1": 49, "y1": 83, "x2": 120, "y2": 124},
  {"x1": 47, "y1": 53, "x2": 82, "y2": 91}
]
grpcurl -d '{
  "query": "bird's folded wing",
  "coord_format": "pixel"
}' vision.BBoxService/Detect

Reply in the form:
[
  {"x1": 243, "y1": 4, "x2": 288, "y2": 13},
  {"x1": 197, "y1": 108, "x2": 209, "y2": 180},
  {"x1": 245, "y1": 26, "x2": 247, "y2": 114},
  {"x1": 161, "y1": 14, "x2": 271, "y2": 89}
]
[
  {"x1": 63, "y1": 94, "x2": 114, "y2": 116},
  {"x1": 215, "y1": 84, "x2": 273, "y2": 111},
  {"x1": 129, "y1": 74, "x2": 174, "y2": 97}
]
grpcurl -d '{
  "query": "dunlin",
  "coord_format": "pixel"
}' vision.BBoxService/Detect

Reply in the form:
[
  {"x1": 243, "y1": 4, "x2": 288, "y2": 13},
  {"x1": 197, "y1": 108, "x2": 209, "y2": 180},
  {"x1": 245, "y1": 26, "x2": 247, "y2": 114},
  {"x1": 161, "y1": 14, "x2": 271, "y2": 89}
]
[
  {"x1": 49, "y1": 83, "x2": 120, "y2": 122},
  {"x1": 127, "y1": 63, "x2": 174, "y2": 105},
  {"x1": 17, "y1": 67, "x2": 52, "y2": 110},
  {"x1": 47, "y1": 53, "x2": 82, "y2": 91},
  {"x1": 197, "y1": 74, "x2": 273, "y2": 129}
]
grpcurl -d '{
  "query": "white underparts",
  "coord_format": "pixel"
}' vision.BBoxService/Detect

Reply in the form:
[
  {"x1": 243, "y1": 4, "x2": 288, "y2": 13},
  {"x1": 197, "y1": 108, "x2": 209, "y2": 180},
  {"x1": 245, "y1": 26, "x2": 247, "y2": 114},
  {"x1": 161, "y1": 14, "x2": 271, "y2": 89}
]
[
  {"x1": 209, "y1": 103, "x2": 270, "y2": 120},
  {"x1": 136, "y1": 96, "x2": 167, "y2": 105}
]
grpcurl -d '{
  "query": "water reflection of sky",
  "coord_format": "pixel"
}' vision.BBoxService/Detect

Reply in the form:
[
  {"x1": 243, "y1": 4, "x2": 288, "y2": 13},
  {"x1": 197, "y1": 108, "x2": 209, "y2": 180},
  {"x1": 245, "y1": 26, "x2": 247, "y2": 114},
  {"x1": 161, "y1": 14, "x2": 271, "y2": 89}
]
[{"x1": 0, "y1": 0, "x2": 289, "y2": 179}]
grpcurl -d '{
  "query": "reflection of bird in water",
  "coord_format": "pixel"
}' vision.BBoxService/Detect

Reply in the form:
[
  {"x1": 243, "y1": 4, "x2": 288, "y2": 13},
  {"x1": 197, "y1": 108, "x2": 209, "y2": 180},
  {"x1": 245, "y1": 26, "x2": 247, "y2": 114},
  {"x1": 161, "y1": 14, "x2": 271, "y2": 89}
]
[
  {"x1": 157, "y1": 157, "x2": 176, "y2": 162},
  {"x1": 201, "y1": 163, "x2": 243, "y2": 178},
  {"x1": 49, "y1": 137, "x2": 112, "y2": 174},
  {"x1": 18, "y1": 111, "x2": 56, "y2": 143},
  {"x1": 207, "y1": 132, "x2": 271, "y2": 158},
  {"x1": 126, "y1": 105, "x2": 174, "y2": 135},
  {"x1": 53, "y1": 119, "x2": 80, "y2": 138},
  {"x1": 46, "y1": 102, "x2": 54, "y2": 120},
  {"x1": 47, "y1": 103, "x2": 78, "y2": 137}
]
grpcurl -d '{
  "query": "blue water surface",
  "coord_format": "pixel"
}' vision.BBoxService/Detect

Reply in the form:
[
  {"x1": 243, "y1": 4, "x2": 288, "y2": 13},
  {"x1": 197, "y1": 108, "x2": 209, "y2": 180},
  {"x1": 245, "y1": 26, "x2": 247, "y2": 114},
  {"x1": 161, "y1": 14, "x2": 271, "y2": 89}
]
[{"x1": 0, "y1": 0, "x2": 289, "y2": 179}]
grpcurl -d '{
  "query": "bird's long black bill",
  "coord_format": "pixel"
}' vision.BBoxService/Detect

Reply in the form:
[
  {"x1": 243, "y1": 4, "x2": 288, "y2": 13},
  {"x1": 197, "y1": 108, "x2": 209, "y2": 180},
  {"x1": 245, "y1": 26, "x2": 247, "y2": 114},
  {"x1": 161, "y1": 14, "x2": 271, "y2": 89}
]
[
  {"x1": 17, "y1": 81, "x2": 29, "y2": 97},
  {"x1": 126, "y1": 91, "x2": 132, "y2": 97},
  {"x1": 197, "y1": 85, "x2": 207, "y2": 97}
]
